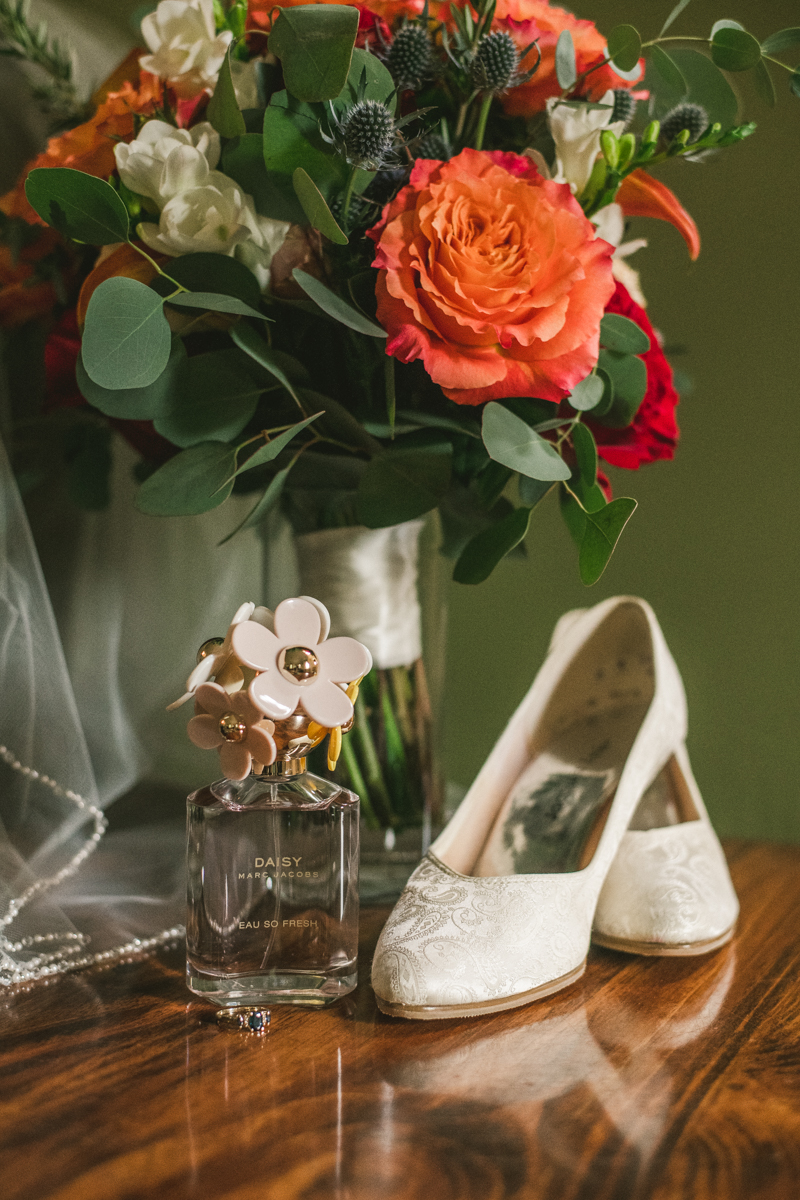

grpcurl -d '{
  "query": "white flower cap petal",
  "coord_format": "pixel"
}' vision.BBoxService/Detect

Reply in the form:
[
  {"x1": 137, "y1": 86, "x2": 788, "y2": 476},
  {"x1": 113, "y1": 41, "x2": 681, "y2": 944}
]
[
  {"x1": 316, "y1": 637, "x2": 372, "y2": 684},
  {"x1": 302, "y1": 679, "x2": 354, "y2": 728},
  {"x1": 298, "y1": 596, "x2": 330, "y2": 643},
  {"x1": 166, "y1": 690, "x2": 193, "y2": 711},
  {"x1": 231, "y1": 620, "x2": 279, "y2": 670},
  {"x1": 249, "y1": 671, "x2": 300, "y2": 720},
  {"x1": 231, "y1": 601, "x2": 256, "y2": 625},
  {"x1": 186, "y1": 653, "x2": 217, "y2": 692},
  {"x1": 251, "y1": 605, "x2": 274, "y2": 630},
  {"x1": 274, "y1": 597, "x2": 323, "y2": 646}
]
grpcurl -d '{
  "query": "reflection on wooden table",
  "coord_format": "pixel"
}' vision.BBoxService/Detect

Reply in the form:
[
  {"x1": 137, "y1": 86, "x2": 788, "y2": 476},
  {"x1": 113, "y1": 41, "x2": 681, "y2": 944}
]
[{"x1": 1, "y1": 840, "x2": 799, "y2": 1200}]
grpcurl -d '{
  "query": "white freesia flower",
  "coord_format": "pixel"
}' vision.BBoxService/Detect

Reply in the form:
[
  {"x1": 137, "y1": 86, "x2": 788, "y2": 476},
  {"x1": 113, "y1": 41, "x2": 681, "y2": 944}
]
[
  {"x1": 138, "y1": 174, "x2": 290, "y2": 287},
  {"x1": 546, "y1": 91, "x2": 626, "y2": 195},
  {"x1": 140, "y1": 0, "x2": 233, "y2": 98},
  {"x1": 114, "y1": 120, "x2": 220, "y2": 204},
  {"x1": 592, "y1": 202, "x2": 649, "y2": 307}
]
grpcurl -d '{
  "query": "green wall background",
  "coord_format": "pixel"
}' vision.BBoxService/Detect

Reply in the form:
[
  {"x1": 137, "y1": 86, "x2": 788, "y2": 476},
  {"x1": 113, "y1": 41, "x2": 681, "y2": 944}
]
[
  {"x1": 23, "y1": 1, "x2": 800, "y2": 841},
  {"x1": 444, "y1": 1, "x2": 800, "y2": 842}
]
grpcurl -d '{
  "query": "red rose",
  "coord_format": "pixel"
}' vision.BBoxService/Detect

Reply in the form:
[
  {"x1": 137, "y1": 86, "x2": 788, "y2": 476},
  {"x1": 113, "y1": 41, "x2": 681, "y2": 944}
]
[{"x1": 588, "y1": 282, "x2": 680, "y2": 469}]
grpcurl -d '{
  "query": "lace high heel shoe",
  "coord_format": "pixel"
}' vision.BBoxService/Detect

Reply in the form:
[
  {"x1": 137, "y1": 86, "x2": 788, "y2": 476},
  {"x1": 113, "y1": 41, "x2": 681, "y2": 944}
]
[{"x1": 371, "y1": 597, "x2": 738, "y2": 1020}]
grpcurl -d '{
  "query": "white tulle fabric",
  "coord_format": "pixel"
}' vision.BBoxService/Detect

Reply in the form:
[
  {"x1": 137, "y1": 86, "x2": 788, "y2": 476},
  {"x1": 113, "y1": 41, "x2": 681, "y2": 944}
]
[
  {"x1": 0, "y1": 438, "x2": 187, "y2": 985},
  {"x1": 373, "y1": 597, "x2": 691, "y2": 1009},
  {"x1": 594, "y1": 821, "x2": 739, "y2": 945}
]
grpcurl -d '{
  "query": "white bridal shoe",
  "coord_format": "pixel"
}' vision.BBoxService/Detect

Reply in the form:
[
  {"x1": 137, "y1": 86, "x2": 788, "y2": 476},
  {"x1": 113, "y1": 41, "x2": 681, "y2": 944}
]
[{"x1": 371, "y1": 597, "x2": 739, "y2": 1020}]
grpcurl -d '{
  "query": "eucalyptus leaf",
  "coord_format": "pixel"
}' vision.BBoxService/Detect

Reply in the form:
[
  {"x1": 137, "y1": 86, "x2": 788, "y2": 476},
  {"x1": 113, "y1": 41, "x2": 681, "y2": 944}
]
[
  {"x1": 225, "y1": 130, "x2": 305, "y2": 223},
  {"x1": 482, "y1": 402, "x2": 571, "y2": 481},
  {"x1": 357, "y1": 443, "x2": 452, "y2": 527},
  {"x1": 231, "y1": 413, "x2": 322, "y2": 479},
  {"x1": 761, "y1": 28, "x2": 800, "y2": 54},
  {"x1": 555, "y1": 30, "x2": 576, "y2": 89},
  {"x1": 600, "y1": 313, "x2": 650, "y2": 355},
  {"x1": 149, "y1": 252, "x2": 262, "y2": 309},
  {"x1": 453, "y1": 506, "x2": 532, "y2": 585},
  {"x1": 25, "y1": 167, "x2": 129, "y2": 244},
  {"x1": 649, "y1": 44, "x2": 687, "y2": 95},
  {"x1": 572, "y1": 422, "x2": 597, "y2": 488},
  {"x1": 153, "y1": 351, "x2": 264, "y2": 448},
  {"x1": 791, "y1": 66, "x2": 800, "y2": 99},
  {"x1": 219, "y1": 465, "x2": 293, "y2": 545},
  {"x1": 231, "y1": 323, "x2": 304, "y2": 406},
  {"x1": 339, "y1": 47, "x2": 396, "y2": 111},
  {"x1": 607, "y1": 25, "x2": 641, "y2": 73},
  {"x1": 518, "y1": 476, "x2": 553, "y2": 508},
  {"x1": 292, "y1": 167, "x2": 348, "y2": 244},
  {"x1": 269, "y1": 4, "x2": 358, "y2": 103},
  {"x1": 595, "y1": 351, "x2": 647, "y2": 428},
  {"x1": 752, "y1": 58, "x2": 777, "y2": 107},
  {"x1": 76, "y1": 337, "x2": 186, "y2": 420},
  {"x1": 711, "y1": 27, "x2": 762, "y2": 72},
  {"x1": 579, "y1": 497, "x2": 637, "y2": 585},
  {"x1": 135, "y1": 442, "x2": 237, "y2": 516},
  {"x1": 207, "y1": 45, "x2": 246, "y2": 137},
  {"x1": 710, "y1": 19, "x2": 744, "y2": 37},
  {"x1": 82, "y1": 276, "x2": 172, "y2": 391},
  {"x1": 559, "y1": 484, "x2": 586, "y2": 547},
  {"x1": 292, "y1": 268, "x2": 387, "y2": 337},
  {"x1": 592, "y1": 367, "x2": 615, "y2": 417},
  {"x1": 654, "y1": 49, "x2": 737, "y2": 126},
  {"x1": 660, "y1": 0, "x2": 693, "y2": 37},
  {"x1": 569, "y1": 375, "x2": 605, "y2": 412},
  {"x1": 165, "y1": 291, "x2": 267, "y2": 320}
]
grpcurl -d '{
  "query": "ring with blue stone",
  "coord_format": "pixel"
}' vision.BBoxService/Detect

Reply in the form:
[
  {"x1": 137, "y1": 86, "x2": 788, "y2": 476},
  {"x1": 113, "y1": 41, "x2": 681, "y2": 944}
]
[{"x1": 216, "y1": 1006, "x2": 270, "y2": 1034}]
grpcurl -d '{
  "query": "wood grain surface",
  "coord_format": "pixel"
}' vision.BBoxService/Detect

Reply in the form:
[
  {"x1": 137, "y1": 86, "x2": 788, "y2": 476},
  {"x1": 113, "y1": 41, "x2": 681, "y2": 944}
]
[{"x1": 1, "y1": 840, "x2": 799, "y2": 1200}]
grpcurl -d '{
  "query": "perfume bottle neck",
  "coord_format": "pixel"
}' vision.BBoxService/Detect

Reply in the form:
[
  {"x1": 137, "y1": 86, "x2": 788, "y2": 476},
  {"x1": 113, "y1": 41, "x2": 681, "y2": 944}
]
[{"x1": 259, "y1": 759, "x2": 307, "y2": 779}]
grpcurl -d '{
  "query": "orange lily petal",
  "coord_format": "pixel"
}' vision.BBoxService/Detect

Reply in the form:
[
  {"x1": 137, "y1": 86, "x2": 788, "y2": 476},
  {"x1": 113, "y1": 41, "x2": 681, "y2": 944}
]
[{"x1": 617, "y1": 169, "x2": 701, "y2": 261}]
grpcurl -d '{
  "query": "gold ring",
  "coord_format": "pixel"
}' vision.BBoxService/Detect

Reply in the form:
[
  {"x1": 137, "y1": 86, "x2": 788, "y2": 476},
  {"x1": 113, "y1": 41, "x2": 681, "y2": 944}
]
[{"x1": 216, "y1": 1006, "x2": 270, "y2": 1033}]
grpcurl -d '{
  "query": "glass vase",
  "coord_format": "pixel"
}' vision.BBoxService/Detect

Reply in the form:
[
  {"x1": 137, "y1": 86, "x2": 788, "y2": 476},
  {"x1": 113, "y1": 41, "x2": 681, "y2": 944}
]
[{"x1": 262, "y1": 515, "x2": 447, "y2": 901}]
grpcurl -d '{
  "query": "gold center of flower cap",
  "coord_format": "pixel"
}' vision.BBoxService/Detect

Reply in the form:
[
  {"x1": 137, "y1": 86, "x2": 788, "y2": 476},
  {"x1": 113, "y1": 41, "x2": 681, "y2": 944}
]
[
  {"x1": 280, "y1": 646, "x2": 319, "y2": 683},
  {"x1": 219, "y1": 712, "x2": 247, "y2": 742}
]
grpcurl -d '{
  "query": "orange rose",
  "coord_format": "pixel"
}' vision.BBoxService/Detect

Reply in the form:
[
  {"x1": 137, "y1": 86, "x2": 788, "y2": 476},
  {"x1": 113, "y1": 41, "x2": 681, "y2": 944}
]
[
  {"x1": 368, "y1": 148, "x2": 615, "y2": 406},
  {"x1": 0, "y1": 227, "x2": 62, "y2": 328},
  {"x1": 0, "y1": 75, "x2": 162, "y2": 226},
  {"x1": 485, "y1": 0, "x2": 643, "y2": 116}
]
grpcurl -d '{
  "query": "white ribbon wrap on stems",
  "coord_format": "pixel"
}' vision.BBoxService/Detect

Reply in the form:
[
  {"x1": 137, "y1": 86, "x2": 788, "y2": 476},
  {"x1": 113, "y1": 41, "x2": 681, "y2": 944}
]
[{"x1": 295, "y1": 522, "x2": 425, "y2": 670}]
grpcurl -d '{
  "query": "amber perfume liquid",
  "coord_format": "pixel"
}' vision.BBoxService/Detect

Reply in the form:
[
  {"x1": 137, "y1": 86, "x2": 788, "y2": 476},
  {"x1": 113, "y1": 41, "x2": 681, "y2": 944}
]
[{"x1": 186, "y1": 764, "x2": 359, "y2": 1007}]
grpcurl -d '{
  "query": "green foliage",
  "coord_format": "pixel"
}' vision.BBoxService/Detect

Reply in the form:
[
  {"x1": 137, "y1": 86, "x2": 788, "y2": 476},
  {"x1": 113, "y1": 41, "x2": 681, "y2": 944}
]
[
  {"x1": 153, "y1": 350, "x2": 263, "y2": 448},
  {"x1": 292, "y1": 268, "x2": 387, "y2": 337},
  {"x1": 647, "y1": 48, "x2": 737, "y2": 127},
  {"x1": 607, "y1": 25, "x2": 641, "y2": 73},
  {"x1": 164, "y1": 291, "x2": 267, "y2": 321},
  {"x1": 269, "y1": 4, "x2": 358, "y2": 103},
  {"x1": 25, "y1": 168, "x2": 129, "y2": 244},
  {"x1": 482, "y1": 401, "x2": 571, "y2": 481},
  {"x1": 791, "y1": 67, "x2": 800, "y2": 100},
  {"x1": 570, "y1": 423, "x2": 606, "y2": 513},
  {"x1": 600, "y1": 313, "x2": 650, "y2": 355},
  {"x1": 555, "y1": 29, "x2": 576, "y2": 89},
  {"x1": 136, "y1": 442, "x2": 237, "y2": 516},
  {"x1": 82, "y1": 277, "x2": 172, "y2": 391},
  {"x1": 339, "y1": 48, "x2": 396, "y2": 112},
  {"x1": 660, "y1": 0, "x2": 693, "y2": 37},
  {"x1": 595, "y1": 350, "x2": 648, "y2": 428},
  {"x1": 230, "y1": 323, "x2": 306, "y2": 407},
  {"x1": 752, "y1": 59, "x2": 776, "y2": 108},
  {"x1": 231, "y1": 414, "x2": 322, "y2": 480},
  {"x1": 207, "y1": 44, "x2": 246, "y2": 137},
  {"x1": 761, "y1": 29, "x2": 800, "y2": 55},
  {"x1": 357, "y1": 442, "x2": 452, "y2": 527},
  {"x1": 76, "y1": 337, "x2": 186, "y2": 420},
  {"x1": 220, "y1": 465, "x2": 293, "y2": 544},
  {"x1": 569, "y1": 375, "x2": 605, "y2": 412},
  {"x1": 579, "y1": 497, "x2": 637, "y2": 585},
  {"x1": 453, "y1": 505, "x2": 532, "y2": 585},
  {"x1": 292, "y1": 168, "x2": 348, "y2": 244},
  {"x1": 149, "y1": 252, "x2": 262, "y2": 309},
  {"x1": 648, "y1": 44, "x2": 687, "y2": 95},
  {"x1": 711, "y1": 26, "x2": 762, "y2": 73}
]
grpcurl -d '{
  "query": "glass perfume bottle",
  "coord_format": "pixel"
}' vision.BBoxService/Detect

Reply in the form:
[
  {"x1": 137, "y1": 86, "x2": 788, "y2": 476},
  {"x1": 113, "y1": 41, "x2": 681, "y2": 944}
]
[
  {"x1": 186, "y1": 753, "x2": 359, "y2": 1009},
  {"x1": 173, "y1": 594, "x2": 372, "y2": 1014}
]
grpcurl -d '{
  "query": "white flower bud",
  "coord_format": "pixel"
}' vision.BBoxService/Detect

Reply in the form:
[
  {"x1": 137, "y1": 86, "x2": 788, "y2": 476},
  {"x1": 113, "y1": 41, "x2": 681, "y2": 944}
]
[
  {"x1": 140, "y1": 0, "x2": 233, "y2": 98},
  {"x1": 546, "y1": 91, "x2": 626, "y2": 195},
  {"x1": 114, "y1": 120, "x2": 221, "y2": 204}
]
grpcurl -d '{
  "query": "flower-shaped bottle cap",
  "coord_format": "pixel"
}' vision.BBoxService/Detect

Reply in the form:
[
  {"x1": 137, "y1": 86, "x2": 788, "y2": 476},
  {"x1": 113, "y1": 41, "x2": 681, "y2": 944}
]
[{"x1": 171, "y1": 596, "x2": 372, "y2": 781}]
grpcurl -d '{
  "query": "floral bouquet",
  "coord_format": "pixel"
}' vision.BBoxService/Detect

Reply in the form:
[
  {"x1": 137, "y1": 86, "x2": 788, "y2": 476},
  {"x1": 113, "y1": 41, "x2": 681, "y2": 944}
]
[{"x1": 2, "y1": 0, "x2": 797, "y2": 835}]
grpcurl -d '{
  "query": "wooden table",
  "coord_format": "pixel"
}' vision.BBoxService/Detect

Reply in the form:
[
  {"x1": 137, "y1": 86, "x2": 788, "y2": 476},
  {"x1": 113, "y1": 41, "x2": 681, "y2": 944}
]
[{"x1": 2, "y1": 840, "x2": 799, "y2": 1199}]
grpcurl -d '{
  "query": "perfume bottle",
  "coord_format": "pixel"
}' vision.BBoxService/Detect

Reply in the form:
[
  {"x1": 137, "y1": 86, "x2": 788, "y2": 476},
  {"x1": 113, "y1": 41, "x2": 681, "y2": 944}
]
[
  {"x1": 172, "y1": 595, "x2": 372, "y2": 1012},
  {"x1": 186, "y1": 755, "x2": 359, "y2": 1008}
]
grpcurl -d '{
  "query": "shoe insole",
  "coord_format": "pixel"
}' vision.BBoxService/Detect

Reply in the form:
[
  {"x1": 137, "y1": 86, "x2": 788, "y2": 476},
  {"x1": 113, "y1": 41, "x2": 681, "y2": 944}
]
[{"x1": 473, "y1": 702, "x2": 649, "y2": 877}]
